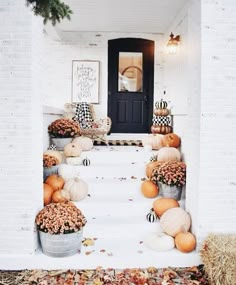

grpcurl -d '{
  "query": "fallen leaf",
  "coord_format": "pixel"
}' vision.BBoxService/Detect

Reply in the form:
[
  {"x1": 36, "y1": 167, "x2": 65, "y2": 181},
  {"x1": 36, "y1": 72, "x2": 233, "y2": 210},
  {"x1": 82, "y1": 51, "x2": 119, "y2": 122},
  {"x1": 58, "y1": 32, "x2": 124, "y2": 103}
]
[
  {"x1": 131, "y1": 176, "x2": 137, "y2": 179},
  {"x1": 107, "y1": 252, "x2": 113, "y2": 256},
  {"x1": 100, "y1": 249, "x2": 106, "y2": 253},
  {"x1": 82, "y1": 238, "x2": 95, "y2": 247},
  {"x1": 85, "y1": 250, "x2": 95, "y2": 255},
  {"x1": 141, "y1": 177, "x2": 146, "y2": 181}
]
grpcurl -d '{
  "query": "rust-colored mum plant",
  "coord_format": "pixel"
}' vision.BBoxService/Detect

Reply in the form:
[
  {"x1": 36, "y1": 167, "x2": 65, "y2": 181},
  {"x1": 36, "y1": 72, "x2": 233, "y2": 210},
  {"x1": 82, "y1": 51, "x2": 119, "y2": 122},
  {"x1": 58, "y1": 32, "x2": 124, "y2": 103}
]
[
  {"x1": 35, "y1": 203, "x2": 87, "y2": 235},
  {"x1": 151, "y1": 161, "x2": 186, "y2": 187},
  {"x1": 48, "y1": 118, "x2": 80, "y2": 138}
]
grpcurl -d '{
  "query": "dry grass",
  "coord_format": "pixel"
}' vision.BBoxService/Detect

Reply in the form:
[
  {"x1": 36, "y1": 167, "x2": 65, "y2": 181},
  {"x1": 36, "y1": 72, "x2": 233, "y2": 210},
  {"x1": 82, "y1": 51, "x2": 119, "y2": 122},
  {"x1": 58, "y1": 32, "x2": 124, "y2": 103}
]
[{"x1": 200, "y1": 233, "x2": 236, "y2": 285}]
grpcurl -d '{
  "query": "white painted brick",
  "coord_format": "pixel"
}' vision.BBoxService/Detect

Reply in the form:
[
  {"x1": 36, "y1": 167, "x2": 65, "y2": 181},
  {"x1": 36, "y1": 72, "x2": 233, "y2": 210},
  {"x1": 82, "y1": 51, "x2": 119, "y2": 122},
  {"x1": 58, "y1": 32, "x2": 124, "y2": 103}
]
[{"x1": 0, "y1": 0, "x2": 43, "y2": 255}]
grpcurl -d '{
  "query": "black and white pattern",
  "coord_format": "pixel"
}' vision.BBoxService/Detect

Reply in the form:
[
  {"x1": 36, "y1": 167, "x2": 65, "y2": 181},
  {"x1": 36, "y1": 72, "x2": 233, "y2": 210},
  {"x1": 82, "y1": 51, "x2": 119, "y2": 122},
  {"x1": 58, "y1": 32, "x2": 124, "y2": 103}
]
[
  {"x1": 152, "y1": 115, "x2": 172, "y2": 126},
  {"x1": 48, "y1": 144, "x2": 57, "y2": 150},
  {"x1": 73, "y1": 102, "x2": 93, "y2": 129},
  {"x1": 146, "y1": 209, "x2": 158, "y2": 223},
  {"x1": 83, "y1": 158, "x2": 91, "y2": 166}
]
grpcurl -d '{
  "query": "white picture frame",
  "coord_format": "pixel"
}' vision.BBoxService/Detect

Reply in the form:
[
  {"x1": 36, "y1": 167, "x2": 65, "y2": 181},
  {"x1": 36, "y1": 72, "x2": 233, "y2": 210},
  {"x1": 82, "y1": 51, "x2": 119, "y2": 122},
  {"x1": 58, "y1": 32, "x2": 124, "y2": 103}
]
[{"x1": 72, "y1": 60, "x2": 100, "y2": 103}]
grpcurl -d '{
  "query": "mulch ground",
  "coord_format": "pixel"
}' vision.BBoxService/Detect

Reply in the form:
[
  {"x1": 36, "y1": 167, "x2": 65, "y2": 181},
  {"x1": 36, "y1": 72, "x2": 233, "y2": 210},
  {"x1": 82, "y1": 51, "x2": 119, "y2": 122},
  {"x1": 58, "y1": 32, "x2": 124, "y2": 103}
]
[{"x1": 0, "y1": 265, "x2": 209, "y2": 285}]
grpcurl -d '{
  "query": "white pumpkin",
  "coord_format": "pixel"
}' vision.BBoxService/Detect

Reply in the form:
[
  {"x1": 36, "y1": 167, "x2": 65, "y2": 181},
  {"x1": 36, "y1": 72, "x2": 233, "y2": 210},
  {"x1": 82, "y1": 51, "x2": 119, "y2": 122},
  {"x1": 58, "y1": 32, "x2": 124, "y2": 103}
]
[
  {"x1": 72, "y1": 136, "x2": 93, "y2": 151},
  {"x1": 64, "y1": 142, "x2": 82, "y2": 157},
  {"x1": 157, "y1": 147, "x2": 181, "y2": 162},
  {"x1": 144, "y1": 232, "x2": 175, "y2": 251},
  {"x1": 43, "y1": 150, "x2": 63, "y2": 164},
  {"x1": 63, "y1": 177, "x2": 88, "y2": 201},
  {"x1": 66, "y1": 156, "x2": 83, "y2": 165},
  {"x1": 58, "y1": 164, "x2": 80, "y2": 180},
  {"x1": 160, "y1": 207, "x2": 191, "y2": 237},
  {"x1": 142, "y1": 135, "x2": 163, "y2": 150}
]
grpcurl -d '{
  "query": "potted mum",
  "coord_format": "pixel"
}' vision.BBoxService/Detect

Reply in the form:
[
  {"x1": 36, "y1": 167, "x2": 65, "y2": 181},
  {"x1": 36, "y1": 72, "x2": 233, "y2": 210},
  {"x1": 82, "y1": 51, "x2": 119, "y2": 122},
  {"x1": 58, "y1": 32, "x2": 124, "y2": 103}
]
[
  {"x1": 151, "y1": 161, "x2": 186, "y2": 200},
  {"x1": 35, "y1": 202, "x2": 87, "y2": 257},
  {"x1": 48, "y1": 118, "x2": 80, "y2": 150},
  {"x1": 43, "y1": 150, "x2": 63, "y2": 180}
]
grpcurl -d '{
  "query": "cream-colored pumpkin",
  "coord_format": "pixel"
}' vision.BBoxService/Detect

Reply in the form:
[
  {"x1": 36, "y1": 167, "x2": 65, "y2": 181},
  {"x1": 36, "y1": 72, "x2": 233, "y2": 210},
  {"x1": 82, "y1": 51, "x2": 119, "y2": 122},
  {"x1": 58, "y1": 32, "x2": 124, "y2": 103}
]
[
  {"x1": 66, "y1": 156, "x2": 83, "y2": 165},
  {"x1": 157, "y1": 147, "x2": 181, "y2": 162},
  {"x1": 144, "y1": 232, "x2": 175, "y2": 251},
  {"x1": 63, "y1": 177, "x2": 88, "y2": 201},
  {"x1": 43, "y1": 150, "x2": 63, "y2": 164},
  {"x1": 58, "y1": 164, "x2": 80, "y2": 180},
  {"x1": 72, "y1": 136, "x2": 93, "y2": 151},
  {"x1": 142, "y1": 134, "x2": 163, "y2": 150},
  {"x1": 160, "y1": 207, "x2": 191, "y2": 237},
  {"x1": 64, "y1": 142, "x2": 82, "y2": 157}
]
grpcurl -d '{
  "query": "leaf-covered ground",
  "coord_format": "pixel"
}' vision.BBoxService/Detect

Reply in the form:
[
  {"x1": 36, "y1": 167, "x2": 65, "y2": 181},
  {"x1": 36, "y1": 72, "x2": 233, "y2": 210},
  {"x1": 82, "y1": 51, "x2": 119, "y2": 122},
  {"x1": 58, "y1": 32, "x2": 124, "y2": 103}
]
[{"x1": 0, "y1": 265, "x2": 209, "y2": 285}]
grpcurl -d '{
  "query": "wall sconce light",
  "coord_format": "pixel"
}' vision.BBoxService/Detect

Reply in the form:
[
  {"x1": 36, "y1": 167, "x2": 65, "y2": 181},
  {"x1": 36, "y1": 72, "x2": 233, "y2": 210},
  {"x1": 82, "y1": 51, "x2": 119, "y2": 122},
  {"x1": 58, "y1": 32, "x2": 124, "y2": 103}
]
[{"x1": 167, "y1": 33, "x2": 181, "y2": 54}]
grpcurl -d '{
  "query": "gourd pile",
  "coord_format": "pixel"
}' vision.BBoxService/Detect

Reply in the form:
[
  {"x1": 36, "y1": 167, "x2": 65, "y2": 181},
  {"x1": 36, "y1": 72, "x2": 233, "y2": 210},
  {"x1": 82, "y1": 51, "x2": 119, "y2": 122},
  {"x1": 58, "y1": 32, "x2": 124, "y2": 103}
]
[
  {"x1": 42, "y1": 136, "x2": 94, "y2": 206},
  {"x1": 141, "y1": 131, "x2": 196, "y2": 253}
]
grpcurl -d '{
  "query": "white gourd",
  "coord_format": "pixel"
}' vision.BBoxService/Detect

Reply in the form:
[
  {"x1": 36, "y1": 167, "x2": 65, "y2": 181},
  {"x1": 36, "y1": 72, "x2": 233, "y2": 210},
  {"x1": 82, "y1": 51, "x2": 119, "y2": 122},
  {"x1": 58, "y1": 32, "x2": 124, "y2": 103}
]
[
  {"x1": 64, "y1": 142, "x2": 82, "y2": 157},
  {"x1": 72, "y1": 136, "x2": 93, "y2": 151},
  {"x1": 66, "y1": 157, "x2": 83, "y2": 165},
  {"x1": 157, "y1": 147, "x2": 181, "y2": 162},
  {"x1": 142, "y1": 135, "x2": 163, "y2": 150},
  {"x1": 160, "y1": 207, "x2": 191, "y2": 237},
  {"x1": 58, "y1": 164, "x2": 80, "y2": 180},
  {"x1": 63, "y1": 177, "x2": 88, "y2": 201},
  {"x1": 144, "y1": 232, "x2": 175, "y2": 251}
]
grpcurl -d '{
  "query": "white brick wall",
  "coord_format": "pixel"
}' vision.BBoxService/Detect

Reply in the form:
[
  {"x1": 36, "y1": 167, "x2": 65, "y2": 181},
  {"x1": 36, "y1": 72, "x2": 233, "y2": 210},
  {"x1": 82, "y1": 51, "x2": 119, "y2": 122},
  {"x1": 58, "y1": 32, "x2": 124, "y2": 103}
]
[
  {"x1": 40, "y1": 31, "x2": 164, "y2": 117},
  {"x1": 197, "y1": 0, "x2": 236, "y2": 243},
  {"x1": 0, "y1": 0, "x2": 43, "y2": 254}
]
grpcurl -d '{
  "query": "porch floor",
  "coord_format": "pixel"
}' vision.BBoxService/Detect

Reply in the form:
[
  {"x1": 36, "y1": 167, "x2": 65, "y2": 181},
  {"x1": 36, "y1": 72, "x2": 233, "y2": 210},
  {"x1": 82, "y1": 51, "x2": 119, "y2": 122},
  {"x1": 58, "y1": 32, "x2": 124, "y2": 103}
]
[{"x1": 1, "y1": 145, "x2": 200, "y2": 270}]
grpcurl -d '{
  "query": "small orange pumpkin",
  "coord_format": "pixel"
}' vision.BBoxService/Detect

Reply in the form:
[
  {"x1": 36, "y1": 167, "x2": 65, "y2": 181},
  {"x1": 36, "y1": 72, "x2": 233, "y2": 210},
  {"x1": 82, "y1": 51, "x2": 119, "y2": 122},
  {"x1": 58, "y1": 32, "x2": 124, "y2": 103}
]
[
  {"x1": 141, "y1": 180, "x2": 159, "y2": 198},
  {"x1": 154, "y1": 108, "x2": 170, "y2": 116},
  {"x1": 45, "y1": 174, "x2": 65, "y2": 192},
  {"x1": 175, "y1": 231, "x2": 196, "y2": 253},
  {"x1": 153, "y1": 198, "x2": 179, "y2": 217},
  {"x1": 43, "y1": 183, "x2": 54, "y2": 206},
  {"x1": 161, "y1": 133, "x2": 181, "y2": 148}
]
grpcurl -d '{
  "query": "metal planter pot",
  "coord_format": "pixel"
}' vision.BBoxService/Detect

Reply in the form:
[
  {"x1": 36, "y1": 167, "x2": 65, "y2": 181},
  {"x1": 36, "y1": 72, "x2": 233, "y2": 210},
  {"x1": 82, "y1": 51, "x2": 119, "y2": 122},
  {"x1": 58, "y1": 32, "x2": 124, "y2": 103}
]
[
  {"x1": 39, "y1": 229, "x2": 83, "y2": 258},
  {"x1": 51, "y1": 137, "x2": 72, "y2": 151},
  {"x1": 158, "y1": 183, "x2": 182, "y2": 201}
]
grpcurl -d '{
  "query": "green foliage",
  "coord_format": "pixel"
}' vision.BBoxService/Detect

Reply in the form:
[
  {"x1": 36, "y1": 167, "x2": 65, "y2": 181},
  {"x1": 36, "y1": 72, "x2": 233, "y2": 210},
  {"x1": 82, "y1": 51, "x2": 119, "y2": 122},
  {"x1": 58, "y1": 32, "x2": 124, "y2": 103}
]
[{"x1": 26, "y1": 0, "x2": 73, "y2": 25}]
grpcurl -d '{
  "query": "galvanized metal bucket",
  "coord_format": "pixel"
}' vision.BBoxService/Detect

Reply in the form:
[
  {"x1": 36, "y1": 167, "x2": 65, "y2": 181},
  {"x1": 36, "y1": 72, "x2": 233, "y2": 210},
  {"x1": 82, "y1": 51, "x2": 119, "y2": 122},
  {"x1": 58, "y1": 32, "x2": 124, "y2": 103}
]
[
  {"x1": 158, "y1": 183, "x2": 182, "y2": 200},
  {"x1": 39, "y1": 229, "x2": 83, "y2": 257}
]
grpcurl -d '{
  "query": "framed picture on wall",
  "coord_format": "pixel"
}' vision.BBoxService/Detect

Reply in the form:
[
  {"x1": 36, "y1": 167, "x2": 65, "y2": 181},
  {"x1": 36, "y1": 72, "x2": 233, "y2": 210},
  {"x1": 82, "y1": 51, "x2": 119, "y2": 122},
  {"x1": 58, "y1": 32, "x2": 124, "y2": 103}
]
[{"x1": 72, "y1": 60, "x2": 100, "y2": 103}]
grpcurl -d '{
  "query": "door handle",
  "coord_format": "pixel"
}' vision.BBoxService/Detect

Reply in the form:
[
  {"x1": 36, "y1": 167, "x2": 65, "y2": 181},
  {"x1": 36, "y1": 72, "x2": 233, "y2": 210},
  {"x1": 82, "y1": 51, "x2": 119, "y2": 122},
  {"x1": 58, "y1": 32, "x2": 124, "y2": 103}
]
[{"x1": 144, "y1": 95, "x2": 148, "y2": 103}]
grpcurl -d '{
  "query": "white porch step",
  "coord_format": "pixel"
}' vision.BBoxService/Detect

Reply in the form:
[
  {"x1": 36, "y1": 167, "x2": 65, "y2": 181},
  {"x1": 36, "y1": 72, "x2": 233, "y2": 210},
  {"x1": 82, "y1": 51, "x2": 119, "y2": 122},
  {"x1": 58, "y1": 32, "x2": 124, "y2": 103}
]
[{"x1": 0, "y1": 145, "x2": 200, "y2": 270}]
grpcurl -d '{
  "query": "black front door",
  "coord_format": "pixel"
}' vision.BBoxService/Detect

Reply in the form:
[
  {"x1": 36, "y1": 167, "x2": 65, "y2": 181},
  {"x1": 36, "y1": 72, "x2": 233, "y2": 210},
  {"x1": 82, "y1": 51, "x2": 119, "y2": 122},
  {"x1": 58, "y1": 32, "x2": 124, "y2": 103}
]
[{"x1": 108, "y1": 38, "x2": 154, "y2": 133}]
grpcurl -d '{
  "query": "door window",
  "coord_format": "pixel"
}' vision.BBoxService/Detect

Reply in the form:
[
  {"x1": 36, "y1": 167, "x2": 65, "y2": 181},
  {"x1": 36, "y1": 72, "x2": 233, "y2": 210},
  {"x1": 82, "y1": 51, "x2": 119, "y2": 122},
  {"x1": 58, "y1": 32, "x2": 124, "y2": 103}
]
[{"x1": 118, "y1": 52, "x2": 143, "y2": 92}]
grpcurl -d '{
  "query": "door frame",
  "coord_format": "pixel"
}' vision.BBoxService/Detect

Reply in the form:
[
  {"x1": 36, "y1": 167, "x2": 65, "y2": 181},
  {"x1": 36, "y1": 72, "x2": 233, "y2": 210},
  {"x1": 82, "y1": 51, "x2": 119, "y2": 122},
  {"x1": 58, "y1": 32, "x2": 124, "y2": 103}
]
[{"x1": 108, "y1": 38, "x2": 154, "y2": 133}]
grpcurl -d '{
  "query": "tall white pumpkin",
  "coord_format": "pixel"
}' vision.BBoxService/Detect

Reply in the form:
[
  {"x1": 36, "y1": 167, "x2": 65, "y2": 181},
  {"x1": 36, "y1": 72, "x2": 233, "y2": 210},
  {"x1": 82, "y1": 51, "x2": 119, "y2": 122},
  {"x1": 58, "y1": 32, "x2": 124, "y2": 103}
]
[
  {"x1": 157, "y1": 147, "x2": 181, "y2": 162},
  {"x1": 58, "y1": 164, "x2": 80, "y2": 180},
  {"x1": 160, "y1": 207, "x2": 191, "y2": 237},
  {"x1": 63, "y1": 177, "x2": 88, "y2": 201}
]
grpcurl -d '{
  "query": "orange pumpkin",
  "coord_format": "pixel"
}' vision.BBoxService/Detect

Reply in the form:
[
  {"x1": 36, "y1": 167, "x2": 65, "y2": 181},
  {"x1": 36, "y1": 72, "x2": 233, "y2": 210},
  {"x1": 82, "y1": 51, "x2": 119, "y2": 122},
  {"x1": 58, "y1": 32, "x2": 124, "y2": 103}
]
[
  {"x1": 52, "y1": 189, "x2": 70, "y2": 203},
  {"x1": 154, "y1": 108, "x2": 170, "y2": 116},
  {"x1": 175, "y1": 231, "x2": 196, "y2": 253},
  {"x1": 43, "y1": 183, "x2": 54, "y2": 206},
  {"x1": 141, "y1": 180, "x2": 159, "y2": 198},
  {"x1": 151, "y1": 125, "x2": 172, "y2": 135},
  {"x1": 146, "y1": 161, "x2": 162, "y2": 178},
  {"x1": 161, "y1": 133, "x2": 181, "y2": 148},
  {"x1": 153, "y1": 198, "x2": 179, "y2": 217},
  {"x1": 45, "y1": 174, "x2": 65, "y2": 192}
]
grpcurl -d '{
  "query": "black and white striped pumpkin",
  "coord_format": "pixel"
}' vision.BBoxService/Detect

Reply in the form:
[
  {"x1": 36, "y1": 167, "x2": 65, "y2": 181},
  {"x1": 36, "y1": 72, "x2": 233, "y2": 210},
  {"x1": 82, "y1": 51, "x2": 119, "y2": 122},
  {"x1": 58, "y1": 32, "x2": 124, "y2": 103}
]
[
  {"x1": 155, "y1": 99, "x2": 168, "y2": 109},
  {"x1": 146, "y1": 208, "x2": 158, "y2": 223},
  {"x1": 82, "y1": 158, "x2": 91, "y2": 166}
]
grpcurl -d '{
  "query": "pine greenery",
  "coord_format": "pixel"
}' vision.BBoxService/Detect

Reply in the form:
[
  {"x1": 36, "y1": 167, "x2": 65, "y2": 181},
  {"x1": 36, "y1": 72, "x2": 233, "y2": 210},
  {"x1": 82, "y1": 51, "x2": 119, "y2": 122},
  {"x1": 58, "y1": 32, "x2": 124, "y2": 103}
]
[{"x1": 26, "y1": 0, "x2": 73, "y2": 25}]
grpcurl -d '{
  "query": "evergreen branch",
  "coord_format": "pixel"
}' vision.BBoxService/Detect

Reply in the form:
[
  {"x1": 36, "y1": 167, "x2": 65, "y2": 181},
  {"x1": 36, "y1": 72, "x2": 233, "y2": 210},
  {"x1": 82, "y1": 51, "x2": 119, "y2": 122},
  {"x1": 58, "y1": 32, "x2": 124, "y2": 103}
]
[{"x1": 26, "y1": 0, "x2": 73, "y2": 25}]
